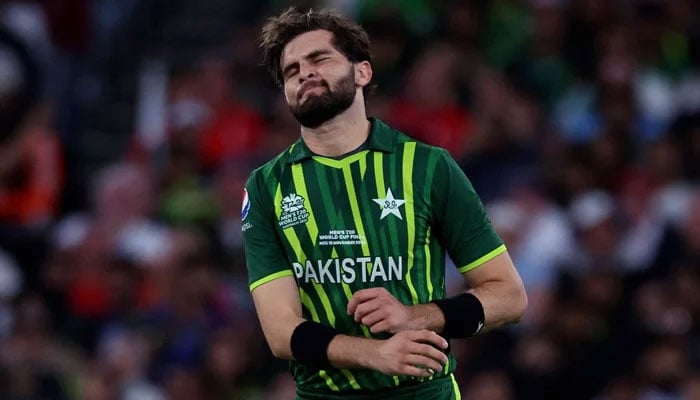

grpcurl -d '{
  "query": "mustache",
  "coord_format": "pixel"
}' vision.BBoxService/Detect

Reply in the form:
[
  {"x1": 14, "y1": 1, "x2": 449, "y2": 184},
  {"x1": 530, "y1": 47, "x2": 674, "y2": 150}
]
[{"x1": 298, "y1": 80, "x2": 328, "y2": 100}]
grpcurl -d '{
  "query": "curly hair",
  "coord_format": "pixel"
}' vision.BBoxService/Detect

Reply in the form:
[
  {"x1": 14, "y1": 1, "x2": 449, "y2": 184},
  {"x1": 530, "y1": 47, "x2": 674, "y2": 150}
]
[{"x1": 260, "y1": 7, "x2": 375, "y2": 95}]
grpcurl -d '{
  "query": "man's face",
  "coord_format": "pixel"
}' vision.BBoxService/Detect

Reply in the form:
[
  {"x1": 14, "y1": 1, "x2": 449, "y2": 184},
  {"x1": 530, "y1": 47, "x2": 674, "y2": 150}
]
[{"x1": 280, "y1": 30, "x2": 358, "y2": 128}]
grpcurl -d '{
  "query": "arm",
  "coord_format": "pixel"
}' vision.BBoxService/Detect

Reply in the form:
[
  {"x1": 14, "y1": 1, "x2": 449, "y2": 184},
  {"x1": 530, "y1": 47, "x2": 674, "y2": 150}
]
[
  {"x1": 346, "y1": 251, "x2": 527, "y2": 334},
  {"x1": 349, "y1": 149, "x2": 527, "y2": 335},
  {"x1": 251, "y1": 274, "x2": 448, "y2": 376},
  {"x1": 462, "y1": 251, "x2": 527, "y2": 331},
  {"x1": 347, "y1": 288, "x2": 445, "y2": 334},
  {"x1": 250, "y1": 274, "x2": 304, "y2": 359}
]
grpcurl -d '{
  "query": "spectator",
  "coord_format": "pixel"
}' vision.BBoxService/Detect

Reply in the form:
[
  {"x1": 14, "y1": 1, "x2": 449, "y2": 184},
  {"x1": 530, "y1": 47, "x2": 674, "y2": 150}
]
[{"x1": 387, "y1": 43, "x2": 475, "y2": 159}]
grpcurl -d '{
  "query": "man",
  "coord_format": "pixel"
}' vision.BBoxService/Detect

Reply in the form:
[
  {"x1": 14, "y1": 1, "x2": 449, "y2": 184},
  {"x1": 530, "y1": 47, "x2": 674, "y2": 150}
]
[{"x1": 243, "y1": 7, "x2": 527, "y2": 400}]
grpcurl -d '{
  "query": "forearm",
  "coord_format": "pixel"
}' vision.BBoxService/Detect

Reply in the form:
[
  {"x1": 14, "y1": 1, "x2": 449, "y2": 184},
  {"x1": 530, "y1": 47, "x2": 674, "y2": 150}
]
[
  {"x1": 458, "y1": 251, "x2": 528, "y2": 333},
  {"x1": 327, "y1": 334, "x2": 379, "y2": 369},
  {"x1": 407, "y1": 303, "x2": 446, "y2": 333},
  {"x1": 426, "y1": 281, "x2": 526, "y2": 337},
  {"x1": 267, "y1": 317, "x2": 380, "y2": 370},
  {"x1": 328, "y1": 330, "x2": 450, "y2": 377},
  {"x1": 262, "y1": 315, "x2": 305, "y2": 360},
  {"x1": 410, "y1": 285, "x2": 525, "y2": 335},
  {"x1": 469, "y1": 280, "x2": 527, "y2": 331}
]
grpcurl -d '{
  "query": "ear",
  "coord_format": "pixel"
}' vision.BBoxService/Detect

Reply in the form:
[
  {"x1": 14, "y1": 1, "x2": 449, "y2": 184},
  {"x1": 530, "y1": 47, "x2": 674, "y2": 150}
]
[{"x1": 354, "y1": 61, "x2": 373, "y2": 88}]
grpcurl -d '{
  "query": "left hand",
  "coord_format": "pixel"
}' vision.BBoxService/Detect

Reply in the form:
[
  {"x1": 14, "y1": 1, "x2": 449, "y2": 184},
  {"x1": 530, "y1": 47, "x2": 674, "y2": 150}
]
[{"x1": 347, "y1": 287, "x2": 414, "y2": 334}]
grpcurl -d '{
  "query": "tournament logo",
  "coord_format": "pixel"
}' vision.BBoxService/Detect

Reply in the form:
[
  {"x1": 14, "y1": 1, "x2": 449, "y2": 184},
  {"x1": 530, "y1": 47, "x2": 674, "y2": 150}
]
[
  {"x1": 241, "y1": 188, "x2": 251, "y2": 220},
  {"x1": 279, "y1": 193, "x2": 309, "y2": 229}
]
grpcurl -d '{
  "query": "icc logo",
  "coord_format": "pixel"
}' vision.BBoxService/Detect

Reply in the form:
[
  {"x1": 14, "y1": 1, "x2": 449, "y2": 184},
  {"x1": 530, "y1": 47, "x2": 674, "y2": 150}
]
[{"x1": 282, "y1": 193, "x2": 305, "y2": 213}]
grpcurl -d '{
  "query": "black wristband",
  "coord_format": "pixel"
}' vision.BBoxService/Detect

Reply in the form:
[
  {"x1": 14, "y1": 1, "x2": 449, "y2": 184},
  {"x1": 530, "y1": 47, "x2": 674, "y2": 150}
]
[
  {"x1": 431, "y1": 292, "x2": 485, "y2": 338},
  {"x1": 290, "y1": 321, "x2": 338, "y2": 369}
]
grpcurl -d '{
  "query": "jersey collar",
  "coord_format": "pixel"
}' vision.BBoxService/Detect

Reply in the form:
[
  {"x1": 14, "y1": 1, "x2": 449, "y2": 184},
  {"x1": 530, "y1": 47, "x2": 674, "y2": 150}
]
[{"x1": 286, "y1": 117, "x2": 397, "y2": 164}]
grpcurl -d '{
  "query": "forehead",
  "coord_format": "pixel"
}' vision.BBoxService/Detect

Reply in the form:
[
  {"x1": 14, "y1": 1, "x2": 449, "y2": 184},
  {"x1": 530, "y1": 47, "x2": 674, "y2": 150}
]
[{"x1": 281, "y1": 30, "x2": 339, "y2": 66}]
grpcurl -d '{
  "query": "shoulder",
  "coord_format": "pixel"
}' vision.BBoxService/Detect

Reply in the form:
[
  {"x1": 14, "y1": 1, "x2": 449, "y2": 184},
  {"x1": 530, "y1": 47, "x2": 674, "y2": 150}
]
[
  {"x1": 382, "y1": 121, "x2": 448, "y2": 157},
  {"x1": 246, "y1": 144, "x2": 297, "y2": 190}
]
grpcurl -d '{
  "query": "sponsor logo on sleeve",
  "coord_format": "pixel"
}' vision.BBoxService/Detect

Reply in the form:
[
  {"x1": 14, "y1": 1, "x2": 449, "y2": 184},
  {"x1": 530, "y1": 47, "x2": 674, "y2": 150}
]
[{"x1": 241, "y1": 188, "x2": 251, "y2": 220}]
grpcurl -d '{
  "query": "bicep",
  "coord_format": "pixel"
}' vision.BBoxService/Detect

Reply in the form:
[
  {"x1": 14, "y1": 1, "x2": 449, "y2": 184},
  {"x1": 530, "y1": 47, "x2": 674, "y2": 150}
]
[
  {"x1": 252, "y1": 274, "x2": 303, "y2": 331},
  {"x1": 461, "y1": 251, "x2": 528, "y2": 326},
  {"x1": 251, "y1": 274, "x2": 304, "y2": 356},
  {"x1": 461, "y1": 251, "x2": 521, "y2": 289},
  {"x1": 431, "y1": 151, "x2": 503, "y2": 268}
]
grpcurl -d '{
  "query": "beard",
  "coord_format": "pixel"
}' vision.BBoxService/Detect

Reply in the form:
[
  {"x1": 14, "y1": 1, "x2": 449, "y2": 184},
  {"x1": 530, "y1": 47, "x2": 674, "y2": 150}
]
[{"x1": 290, "y1": 67, "x2": 356, "y2": 128}]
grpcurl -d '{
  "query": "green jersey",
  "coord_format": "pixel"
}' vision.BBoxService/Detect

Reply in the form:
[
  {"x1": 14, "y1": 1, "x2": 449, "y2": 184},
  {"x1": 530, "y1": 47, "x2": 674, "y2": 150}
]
[{"x1": 243, "y1": 118, "x2": 505, "y2": 396}]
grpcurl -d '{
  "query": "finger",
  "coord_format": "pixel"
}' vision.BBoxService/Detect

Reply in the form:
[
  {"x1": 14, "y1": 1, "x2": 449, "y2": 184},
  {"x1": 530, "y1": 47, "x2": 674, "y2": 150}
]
[
  {"x1": 409, "y1": 330, "x2": 449, "y2": 350},
  {"x1": 400, "y1": 364, "x2": 433, "y2": 378},
  {"x1": 369, "y1": 320, "x2": 391, "y2": 334},
  {"x1": 353, "y1": 299, "x2": 381, "y2": 322},
  {"x1": 403, "y1": 354, "x2": 444, "y2": 374},
  {"x1": 408, "y1": 342, "x2": 449, "y2": 366},
  {"x1": 347, "y1": 288, "x2": 381, "y2": 314},
  {"x1": 360, "y1": 310, "x2": 386, "y2": 328}
]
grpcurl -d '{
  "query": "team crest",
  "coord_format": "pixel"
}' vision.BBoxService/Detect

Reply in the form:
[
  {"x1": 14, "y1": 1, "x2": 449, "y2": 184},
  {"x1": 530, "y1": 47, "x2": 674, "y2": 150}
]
[
  {"x1": 279, "y1": 193, "x2": 309, "y2": 229},
  {"x1": 373, "y1": 187, "x2": 406, "y2": 220}
]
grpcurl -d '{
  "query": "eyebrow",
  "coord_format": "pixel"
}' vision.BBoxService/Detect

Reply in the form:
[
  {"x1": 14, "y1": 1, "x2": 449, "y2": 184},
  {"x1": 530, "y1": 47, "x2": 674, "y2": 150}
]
[{"x1": 282, "y1": 49, "x2": 333, "y2": 78}]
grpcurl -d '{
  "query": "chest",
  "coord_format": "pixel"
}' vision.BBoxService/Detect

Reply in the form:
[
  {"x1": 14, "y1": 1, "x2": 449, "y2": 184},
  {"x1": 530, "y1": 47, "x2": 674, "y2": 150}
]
[{"x1": 272, "y1": 157, "x2": 432, "y2": 261}]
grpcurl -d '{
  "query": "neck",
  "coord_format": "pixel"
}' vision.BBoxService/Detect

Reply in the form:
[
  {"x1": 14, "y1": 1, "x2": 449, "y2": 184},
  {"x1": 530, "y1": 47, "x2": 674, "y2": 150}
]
[{"x1": 300, "y1": 95, "x2": 370, "y2": 157}]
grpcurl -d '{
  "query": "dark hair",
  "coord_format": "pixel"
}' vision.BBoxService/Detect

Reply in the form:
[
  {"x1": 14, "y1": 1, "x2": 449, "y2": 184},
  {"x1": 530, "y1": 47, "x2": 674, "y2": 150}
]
[{"x1": 260, "y1": 7, "x2": 376, "y2": 95}]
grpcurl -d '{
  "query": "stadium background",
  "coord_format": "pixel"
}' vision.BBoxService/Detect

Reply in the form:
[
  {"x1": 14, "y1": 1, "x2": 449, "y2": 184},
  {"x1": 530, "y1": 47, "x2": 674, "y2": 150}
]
[{"x1": 0, "y1": 0, "x2": 699, "y2": 399}]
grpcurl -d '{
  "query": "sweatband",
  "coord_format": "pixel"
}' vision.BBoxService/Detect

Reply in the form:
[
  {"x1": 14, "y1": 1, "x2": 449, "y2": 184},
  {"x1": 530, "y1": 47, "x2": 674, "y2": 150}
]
[
  {"x1": 290, "y1": 320, "x2": 338, "y2": 369},
  {"x1": 431, "y1": 292, "x2": 485, "y2": 338}
]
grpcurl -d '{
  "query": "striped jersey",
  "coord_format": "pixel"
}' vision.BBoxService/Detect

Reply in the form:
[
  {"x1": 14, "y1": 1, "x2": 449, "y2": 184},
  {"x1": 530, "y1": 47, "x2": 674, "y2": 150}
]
[{"x1": 242, "y1": 118, "x2": 505, "y2": 396}]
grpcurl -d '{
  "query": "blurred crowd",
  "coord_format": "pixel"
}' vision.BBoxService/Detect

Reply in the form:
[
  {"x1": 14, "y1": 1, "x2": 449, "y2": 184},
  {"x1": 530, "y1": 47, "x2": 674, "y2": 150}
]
[{"x1": 0, "y1": 0, "x2": 699, "y2": 399}]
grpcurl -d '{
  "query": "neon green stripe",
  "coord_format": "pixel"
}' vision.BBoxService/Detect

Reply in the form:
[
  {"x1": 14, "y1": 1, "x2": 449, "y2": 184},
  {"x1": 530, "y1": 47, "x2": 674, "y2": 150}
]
[
  {"x1": 299, "y1": 288, "x2": 319, "y2": 321},
  {"x1": 342, "y1": 167, "x2": 370, "y2": 256},
  {"x1": 292, "y1": 163, "x2": 319, "y2": 246},
  {"x1": 425, "y1": 226, "x2": 433, "y2": 300},
  {"x1": 276, "y1": 185, "x2": 305, "y2": 260},
  {"x1": 331, "y1": 216, "x2": 370, "y2": 337},
  {"x1": 280, "y1": 180, "x2": 338, "y2": 329},
  {"x1": 359, "y1": 153, "x2": 367, "y2": 179},
  {"x1": 276, "y1": 175, "x2": 341, "y2": 393},
  {"x1": 274, "y1": 184, "x2": 300, "y2": 252},
  {"x1": 372, "y1": 152, "x2": 389, "y2": 287},
  {"x1": 312, "y1": 150, "x2": 369, "y2": 168},
  {"x1": 373, "y1": 153, "x2": 384, "y2": 201},
  {"x1": 274, "y1": 184, "x2": 283, "y2": 217},
  {"x1": 340, "y1": 369, "x2": 361, "y2": 390},
  {"x1": 458, "y1": 244, "x2": 507, "y2": 273},
  {"x1": 319, "y1": 370, "x2": 340, "y2": 391},
  {"x1": 302, "y1": 291, "x2": 341, "y2": 392},
  {"x1": 402, "y1": 142, "x2": 419, "y2": 304},
  {"x1": 312, "y1": 282, "x2": 336, "y2": 327},
  {"x1": 249, "y1": 270, "x2": 294, "y2": 291},
  {"x1": 341, "y1": 283, "x2": 371, "y2": 337},
  {"x1": 450, "y1": 373, "x2": 461, "y2": 400},
  {"x1": 393, "y1": 376, "x2": 400, "y2": 386}
]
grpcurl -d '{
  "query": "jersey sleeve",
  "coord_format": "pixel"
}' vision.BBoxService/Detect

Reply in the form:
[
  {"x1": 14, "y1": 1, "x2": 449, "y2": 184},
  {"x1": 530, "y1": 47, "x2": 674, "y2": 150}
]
[
  {"x1": 431, "y1": 149, "x2": 505, "y2": 273},
  {"x1": 242, "y1": 171, "x2": 293, "y2": 291}
]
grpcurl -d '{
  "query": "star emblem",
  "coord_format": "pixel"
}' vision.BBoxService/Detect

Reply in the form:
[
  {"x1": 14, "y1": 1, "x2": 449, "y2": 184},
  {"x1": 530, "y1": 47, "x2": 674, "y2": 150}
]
[{"x1": 373, "y1": 188, "x2": 406, "y2": 220}]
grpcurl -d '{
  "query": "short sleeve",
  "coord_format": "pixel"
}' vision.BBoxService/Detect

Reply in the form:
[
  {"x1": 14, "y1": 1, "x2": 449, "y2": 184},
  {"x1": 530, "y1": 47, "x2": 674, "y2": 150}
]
[
  {"x1": 242, "y1": 172, "x2": 293, "y2": 291},
  {"x1": 431, "y1": 150, "x2": 505, "y2": 273}
]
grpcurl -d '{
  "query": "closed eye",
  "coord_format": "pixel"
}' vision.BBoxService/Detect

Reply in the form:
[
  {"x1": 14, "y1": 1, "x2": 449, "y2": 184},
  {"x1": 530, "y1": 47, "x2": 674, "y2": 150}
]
[{"x1": 283, "y1": 65, "x2": 299, "y2": 80}]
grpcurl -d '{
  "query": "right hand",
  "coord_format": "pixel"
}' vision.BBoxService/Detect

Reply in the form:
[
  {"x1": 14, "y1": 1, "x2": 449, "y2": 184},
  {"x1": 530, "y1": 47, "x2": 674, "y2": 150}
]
[{"x1": 370, "y1": 330, "x2": 449, "y2": 377}]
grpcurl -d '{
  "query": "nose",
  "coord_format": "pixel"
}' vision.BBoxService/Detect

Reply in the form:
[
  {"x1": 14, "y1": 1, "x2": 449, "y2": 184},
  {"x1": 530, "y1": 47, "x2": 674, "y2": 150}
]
[{"x1": 298, "y1": 61, "x2": 316, "y2": 84}]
